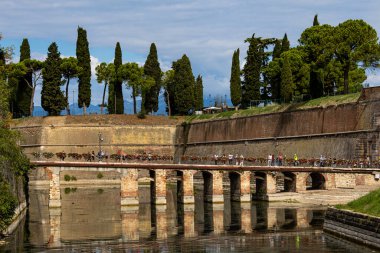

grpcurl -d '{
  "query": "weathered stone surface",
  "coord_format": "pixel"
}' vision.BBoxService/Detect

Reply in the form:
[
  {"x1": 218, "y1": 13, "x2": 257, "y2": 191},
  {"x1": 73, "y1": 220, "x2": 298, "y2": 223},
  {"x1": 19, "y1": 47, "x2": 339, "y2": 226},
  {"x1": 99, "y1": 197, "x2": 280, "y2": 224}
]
[
  {"x1": 120, "y1": 169, "x2": 139, "y2": 206},
  {"x1": 324, "y1": 208, "x2": 380, "y2": 249}
]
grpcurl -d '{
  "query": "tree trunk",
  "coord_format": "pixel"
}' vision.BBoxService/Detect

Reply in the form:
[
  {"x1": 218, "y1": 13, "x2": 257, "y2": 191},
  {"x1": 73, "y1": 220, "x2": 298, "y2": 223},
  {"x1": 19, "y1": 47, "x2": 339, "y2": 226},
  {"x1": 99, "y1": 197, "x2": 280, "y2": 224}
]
[
  {"x1": 83, "y1": 102, "x2": 86, "y2": 115},
  {"x1": 343, "y1": 63, "x2": 350, "y2": 94},
  {"x1": 166, "y1": 91, "x2": 171, "y2": 117},
  {"x1": 101, "y1": 82, "x2": 107, "y2": 114},
  {"x1": 65, "y1": 78, "x2": 70, "y2": 115},
  {"x1": 133, "y1": 86, "x2": 137, "y2": 114},
  {"x1": 29, "y1": 86, "x2": 35, "y2": 117}
]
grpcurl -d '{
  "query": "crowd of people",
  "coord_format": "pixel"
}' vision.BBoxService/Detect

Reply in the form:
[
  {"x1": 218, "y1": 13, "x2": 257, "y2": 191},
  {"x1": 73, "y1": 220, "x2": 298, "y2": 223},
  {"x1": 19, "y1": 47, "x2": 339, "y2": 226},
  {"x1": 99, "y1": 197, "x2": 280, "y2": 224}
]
[{"x1": 53, "y1": 150, "x2": 379, "y2": 168}]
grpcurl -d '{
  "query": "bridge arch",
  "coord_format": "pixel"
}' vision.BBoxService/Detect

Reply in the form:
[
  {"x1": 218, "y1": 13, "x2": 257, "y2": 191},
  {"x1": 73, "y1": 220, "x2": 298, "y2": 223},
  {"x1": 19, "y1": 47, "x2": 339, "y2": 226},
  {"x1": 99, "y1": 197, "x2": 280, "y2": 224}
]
[
  {"x1": 254, "y1": 172, "x2": 267, "y2": 198},
  {"x1": 226, "y1": 171, "x2": 241, "y2": 202},
  {"x1": 306, "y1": 172, "x2": 326, "y2": 190},
  {"x1": 276, "y1": 172, "x2": 296, "y2": 192}
]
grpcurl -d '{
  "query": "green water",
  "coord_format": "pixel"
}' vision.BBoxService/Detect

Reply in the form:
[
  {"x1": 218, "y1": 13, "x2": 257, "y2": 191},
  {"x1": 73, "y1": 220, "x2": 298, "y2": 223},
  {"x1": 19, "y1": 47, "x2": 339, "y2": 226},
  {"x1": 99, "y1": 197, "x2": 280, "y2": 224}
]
[{"x1": 0, "y1": 186, "x2": 377, "y2": 252}]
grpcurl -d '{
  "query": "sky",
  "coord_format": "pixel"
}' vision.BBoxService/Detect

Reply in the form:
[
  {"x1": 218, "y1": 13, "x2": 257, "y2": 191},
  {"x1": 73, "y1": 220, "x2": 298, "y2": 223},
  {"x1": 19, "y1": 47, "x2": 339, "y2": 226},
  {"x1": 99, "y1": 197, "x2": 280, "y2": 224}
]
[{"x1": 1, "y1": 0, "x2": 380, "y2": 108}]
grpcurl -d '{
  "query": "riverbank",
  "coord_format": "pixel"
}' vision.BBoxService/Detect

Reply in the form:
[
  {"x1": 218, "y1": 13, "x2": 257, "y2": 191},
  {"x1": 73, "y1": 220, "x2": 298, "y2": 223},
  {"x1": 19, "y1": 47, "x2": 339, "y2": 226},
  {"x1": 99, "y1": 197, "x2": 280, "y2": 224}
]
[{"x1": 323, "y1": 187, "x2": 380, "y2": 249}]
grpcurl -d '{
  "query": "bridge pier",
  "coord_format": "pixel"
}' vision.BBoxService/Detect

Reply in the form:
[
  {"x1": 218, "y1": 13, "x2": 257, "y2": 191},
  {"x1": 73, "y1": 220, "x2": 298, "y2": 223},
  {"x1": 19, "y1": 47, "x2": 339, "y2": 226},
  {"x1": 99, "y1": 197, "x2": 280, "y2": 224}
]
[
  {"x1": 204, "y1": 171, "x2": 224, "y2": 203},
  {"x1": 48, "y1": 208, "x2": 61, "y2": 248},
  {"x1": 240, "y1": 171, "x2": 251, "y2": 202},
  {"x1": 120, "y1": 169, "x2": 139, "y2": 206},
  {"x1": 181, "y1": 170, "x2": 195, "y2": 204},
  {"x1": 183, "y1": 204, "x2": 196, "y2": 237},
  {"x1": 48, "y1": 167, "x2": 61, "y2": 208},
  {"x1": 150, "y1": 169, "x2": 167, "y2": 205}
]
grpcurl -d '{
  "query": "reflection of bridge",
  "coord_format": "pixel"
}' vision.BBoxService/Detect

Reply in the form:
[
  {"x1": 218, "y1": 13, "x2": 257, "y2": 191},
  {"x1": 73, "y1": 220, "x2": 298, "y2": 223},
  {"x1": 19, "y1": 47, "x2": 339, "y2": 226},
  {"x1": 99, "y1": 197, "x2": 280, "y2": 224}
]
[
  {"x1": 30, "y1": 187, "x2": 326, "y2": 248},
  {"x1": 31, "y1": 161, "x2": 380, "y2": 208}
]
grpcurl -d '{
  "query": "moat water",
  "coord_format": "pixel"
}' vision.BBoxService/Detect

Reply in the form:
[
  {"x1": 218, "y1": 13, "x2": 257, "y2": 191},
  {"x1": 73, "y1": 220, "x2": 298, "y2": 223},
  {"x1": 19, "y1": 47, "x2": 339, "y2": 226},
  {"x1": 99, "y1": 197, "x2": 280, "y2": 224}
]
[{"x1": 0, "y1": 185, "x2": 377, "y2": 253}]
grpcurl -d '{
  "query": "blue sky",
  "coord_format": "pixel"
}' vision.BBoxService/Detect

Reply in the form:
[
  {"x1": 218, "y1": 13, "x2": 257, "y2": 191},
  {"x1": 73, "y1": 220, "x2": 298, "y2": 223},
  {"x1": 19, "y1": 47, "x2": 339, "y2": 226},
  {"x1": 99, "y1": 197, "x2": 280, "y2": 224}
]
[{"x1": 1, "y1": 0, "x2": 380, "y2": 108}]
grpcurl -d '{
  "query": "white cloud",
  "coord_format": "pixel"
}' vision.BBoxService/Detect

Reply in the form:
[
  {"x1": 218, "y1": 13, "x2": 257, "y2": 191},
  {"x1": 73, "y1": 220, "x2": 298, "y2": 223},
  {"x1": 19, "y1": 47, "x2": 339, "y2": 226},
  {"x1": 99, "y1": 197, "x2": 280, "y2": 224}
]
[{"x1": 2, "y1": 0, "x2": 380, "y2": 106}]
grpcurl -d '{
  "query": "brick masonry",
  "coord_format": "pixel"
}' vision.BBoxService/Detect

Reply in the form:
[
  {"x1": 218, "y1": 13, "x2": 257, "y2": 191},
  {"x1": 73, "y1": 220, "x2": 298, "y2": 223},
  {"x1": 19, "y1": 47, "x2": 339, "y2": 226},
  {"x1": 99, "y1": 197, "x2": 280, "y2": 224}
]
[{"x1": 324, "y1": 207, "x2": 380, "y2": 249}]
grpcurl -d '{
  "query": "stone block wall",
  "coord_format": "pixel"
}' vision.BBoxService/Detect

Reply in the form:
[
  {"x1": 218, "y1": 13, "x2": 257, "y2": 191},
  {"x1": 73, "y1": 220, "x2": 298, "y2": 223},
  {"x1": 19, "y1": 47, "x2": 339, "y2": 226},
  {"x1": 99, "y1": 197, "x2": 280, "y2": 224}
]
[{"x1": 324, "y1": 207, "x2": 380, "y2": 249}]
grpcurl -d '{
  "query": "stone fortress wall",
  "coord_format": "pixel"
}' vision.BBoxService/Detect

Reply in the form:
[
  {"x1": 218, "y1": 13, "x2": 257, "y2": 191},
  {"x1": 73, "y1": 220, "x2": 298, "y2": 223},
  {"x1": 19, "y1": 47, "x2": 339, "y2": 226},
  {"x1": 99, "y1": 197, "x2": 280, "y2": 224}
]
[
  {"x1": 177, "y1": 87, "x2": 380, "y2": 162},
  {"x1": 12, "y1": 87, "x2": 380, "y2": 163},
  {"x1": 12, "y1": 116, "x2": 179, "y2": 158}
]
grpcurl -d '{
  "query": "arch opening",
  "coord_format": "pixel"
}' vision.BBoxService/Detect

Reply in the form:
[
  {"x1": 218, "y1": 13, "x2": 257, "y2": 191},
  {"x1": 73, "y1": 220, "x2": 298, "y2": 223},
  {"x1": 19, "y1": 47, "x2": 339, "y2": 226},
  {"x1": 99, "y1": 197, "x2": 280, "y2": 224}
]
[{"x1": 306, "y1": 173, "x2": 326, "y2": 190}]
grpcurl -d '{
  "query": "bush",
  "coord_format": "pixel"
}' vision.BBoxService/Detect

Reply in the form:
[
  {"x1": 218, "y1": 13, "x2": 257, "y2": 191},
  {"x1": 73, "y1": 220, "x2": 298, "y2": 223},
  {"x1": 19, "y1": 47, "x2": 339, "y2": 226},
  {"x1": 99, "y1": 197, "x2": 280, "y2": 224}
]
[
  {"x1": 70, "y1": 176, "x2": 77, "y2": 181},
  {"x1": 0, "y1": 177, "x2": 17, "y2": 232},
  {"x1": 64, "y1": 175, "x2": 71, "y2": 181},
  {"x1": 97, "y1": 172, "x2": 103, "y2": 179},
  {"x1": 137, "y1": 110, "x2": 146, "y2": 119}
]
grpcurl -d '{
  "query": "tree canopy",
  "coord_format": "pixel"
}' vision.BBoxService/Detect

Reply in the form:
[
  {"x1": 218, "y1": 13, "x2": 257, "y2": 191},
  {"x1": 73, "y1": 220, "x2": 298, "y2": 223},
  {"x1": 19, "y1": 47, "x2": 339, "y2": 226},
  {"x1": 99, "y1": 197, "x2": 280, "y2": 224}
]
[
  {"x1": 41, "y1": 42, "x2": 66, "y2": 116},
  {"x1": 76, "y1": 27, "x2": 91, "y2": 109}
]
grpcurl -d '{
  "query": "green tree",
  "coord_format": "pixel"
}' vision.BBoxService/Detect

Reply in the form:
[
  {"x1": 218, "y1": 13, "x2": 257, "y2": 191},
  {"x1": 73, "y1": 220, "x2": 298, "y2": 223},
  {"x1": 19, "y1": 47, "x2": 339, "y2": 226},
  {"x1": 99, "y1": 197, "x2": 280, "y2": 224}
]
[
  {"x1": 272, "y1": 39, "x2": 282, "y2": 60},
  {"x1": 10, "y1": 60, "x2": 43, "y2": 117},
  {"x1": 119, "y1": 62, "x2": 154, "y2": 114},
  {"x1": 171, "y1": 55, "x2": 195, "y2": 115},
  {"x1": 60, "y1": 57, "x2": 81, "y2": 115},
  {"x1": 41, "y1": 42, "x2": 66, "y2": 116},
  {"x1": 162, "y1": 70, "x2": 174, "y2": 116},
  {"x1": 14, "y1": 38, "x2": 32, "y2": 117},
  {"x1": 242, "y1": 34, "x2": 261, "y2": 107},
  {"x1": 143, "y1": 43, "x2": 161, "y2": 114},
  {"x1": 96, "y1": 62, "x2": 115, "y2": 114},
  {"x1": 194, "y1": 75, "x2": 204, "y2": 111},
  {"x1": 333, "y1": 19, "x2": 380, "y2": 94},
  {"x1": 76, "y1": 27, "x2": 91, "y2": 111},
  {"x1": 280, "y1": 55, "x2": 295, "y2": 102},
  {"x1": 108, "y1": 42, "x2": 124, "y2": 114},
  {"x1": 281, "y1": 33, "x2": 290, "y2": 53},
  {"x1": 230, "y1": 49, "x2": 241, "y2": 107},
  {"x1": 299, "y1": 24, "x2": 334, "y2": 98},
  {"x1": 313, "y1": 14, "x2": 320, "y2": 26}
]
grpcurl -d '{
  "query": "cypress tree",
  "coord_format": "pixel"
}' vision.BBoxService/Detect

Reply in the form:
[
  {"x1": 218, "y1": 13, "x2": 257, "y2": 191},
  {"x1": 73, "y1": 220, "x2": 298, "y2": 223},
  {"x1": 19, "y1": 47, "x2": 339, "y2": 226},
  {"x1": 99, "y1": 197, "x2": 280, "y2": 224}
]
[
  {"x1": 272, "y1": 40, "x2": 282, "y2": 60},
  {"x1": 194, "y1": 75, "x2": 203, "y2": 111},
  {"x1": 41, "y1": 43, "x2": 66, "y2": 116},
  {"x1": 281, "y1": 33, "x2": 290, "y2": 53},
  {"x1": 143, "y1": 43, "x2": 161, "y2": 113},
  {"x1": 242, "y1": 35, "x2": 261, "y2": 108},
  {"x1": 313, "y1": 14, "x2": 320, "y2": 26},
  {"x1": 280, "y1": 55, "x2": 295, "y2": 102},
  {"x1": 172, "y1": 55, "x2": 195, "y2": 115},
  {"x1": 15, "y1": 38, "x2": 32, "y2": 117},
  {"x1": 230, "y1": 49, "x2": 241, "y2": 107},
  {"x1": 113, "y1": 42, "x2": 124, "y2": 114},
  {"x1": 76, "y1": 27, "x2": 91, "y2": 110},
  {"x1": 0, "y1": 49, "x2": 5, "y2": 66}
]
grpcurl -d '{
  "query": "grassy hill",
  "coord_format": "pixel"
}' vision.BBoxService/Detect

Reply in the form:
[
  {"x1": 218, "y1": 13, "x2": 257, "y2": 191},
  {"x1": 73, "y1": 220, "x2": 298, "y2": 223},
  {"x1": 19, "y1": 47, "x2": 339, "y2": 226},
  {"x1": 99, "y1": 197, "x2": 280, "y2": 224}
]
[
  {"x1": 187, "y1": 92, "x2": 361, "y2": 122},
  {"x1": 336, "y1": 187, "x2": 380, "y2": 217}
]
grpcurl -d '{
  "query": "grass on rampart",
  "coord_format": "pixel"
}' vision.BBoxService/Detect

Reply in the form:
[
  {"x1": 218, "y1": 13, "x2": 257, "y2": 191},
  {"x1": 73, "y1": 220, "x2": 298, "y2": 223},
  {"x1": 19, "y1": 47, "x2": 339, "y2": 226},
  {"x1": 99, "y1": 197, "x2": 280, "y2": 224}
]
[
  {"x1": 187, "y1": 92, "x2": 361, "y2": 122},
  {"x1": 336, "y1": 187, "x2": 380, "y2": 217}
]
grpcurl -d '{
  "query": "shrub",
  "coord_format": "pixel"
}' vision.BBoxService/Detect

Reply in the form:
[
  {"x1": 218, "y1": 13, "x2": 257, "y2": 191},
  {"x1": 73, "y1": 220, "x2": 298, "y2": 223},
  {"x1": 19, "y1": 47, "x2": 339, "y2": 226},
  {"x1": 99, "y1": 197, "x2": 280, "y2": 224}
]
[
  {"x1": 97, "y1": 172, "x2": 103, "y2": 179},
  {"x1": 64, "y1": 175, "x2": 71, "y2": 181},
  {"x1": 0, "y1": 177, "x2": 17, "y2": 232},
  {"x1": 70, "y1": 176, "x2": 77, "y2": 181}
]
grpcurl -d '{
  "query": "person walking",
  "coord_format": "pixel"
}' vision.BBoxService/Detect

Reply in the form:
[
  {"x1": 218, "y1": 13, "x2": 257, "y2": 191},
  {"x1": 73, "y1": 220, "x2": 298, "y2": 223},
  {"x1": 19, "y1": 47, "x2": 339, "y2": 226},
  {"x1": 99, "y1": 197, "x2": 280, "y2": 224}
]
[
  {"x1": 228, "y1": 154, "x2": 233, "y2": 165},
  {"x1": 278, "y1": 153, "x2": 283, "y2": 166},
  {"x1": 294, "y1": 153, "x2": 298, "y2": 166},
  {"x1": 214, "y1": 154, "x2": 218, "y2": 165},
  {"x1": 267, "y1": 154, "x2": 272, "y2": 166},
  {"x1": 239, "y1": 154, "x2": 244, "y2": 166},
  {"x1": 235, "y1": 154, "x2": 239, "y2": 165}
]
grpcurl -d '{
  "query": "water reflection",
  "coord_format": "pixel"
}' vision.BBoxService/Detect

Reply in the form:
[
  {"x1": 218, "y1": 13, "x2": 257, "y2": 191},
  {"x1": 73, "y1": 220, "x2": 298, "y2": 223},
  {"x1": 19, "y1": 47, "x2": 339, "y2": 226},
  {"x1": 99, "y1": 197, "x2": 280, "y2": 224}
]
[{"x1": 0, "y1": 185, "x2": 376, "y2": 253}]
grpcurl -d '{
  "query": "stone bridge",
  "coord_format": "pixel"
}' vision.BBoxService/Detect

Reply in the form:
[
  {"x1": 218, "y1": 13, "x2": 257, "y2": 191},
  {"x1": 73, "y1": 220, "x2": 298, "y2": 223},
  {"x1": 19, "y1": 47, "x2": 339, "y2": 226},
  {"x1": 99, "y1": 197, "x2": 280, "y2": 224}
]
[{"x1": 31, "y1": 161, "x2": 380, "y2": 208}]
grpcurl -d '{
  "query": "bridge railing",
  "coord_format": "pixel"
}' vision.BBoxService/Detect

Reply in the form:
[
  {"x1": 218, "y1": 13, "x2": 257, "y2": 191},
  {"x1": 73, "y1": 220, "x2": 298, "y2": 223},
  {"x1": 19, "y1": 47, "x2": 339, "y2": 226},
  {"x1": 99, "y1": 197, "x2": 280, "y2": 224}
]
[{"x1": 26, "y1": 151, "x2": 380, "y2": 169}]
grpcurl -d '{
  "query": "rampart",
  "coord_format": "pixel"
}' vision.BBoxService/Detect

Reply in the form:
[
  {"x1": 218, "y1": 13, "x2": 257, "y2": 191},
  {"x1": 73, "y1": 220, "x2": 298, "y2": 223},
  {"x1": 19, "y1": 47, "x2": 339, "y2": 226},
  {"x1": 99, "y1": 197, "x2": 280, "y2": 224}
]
[
  {"x1": 177, "y1": 87, "x2": 380, "y2": 162},
  {"x1": 11, "y1": 115, "x2": 180, "y2": 158},
  {"x1": 11, "y1": 87, "x2": 380, "y2": 162}
]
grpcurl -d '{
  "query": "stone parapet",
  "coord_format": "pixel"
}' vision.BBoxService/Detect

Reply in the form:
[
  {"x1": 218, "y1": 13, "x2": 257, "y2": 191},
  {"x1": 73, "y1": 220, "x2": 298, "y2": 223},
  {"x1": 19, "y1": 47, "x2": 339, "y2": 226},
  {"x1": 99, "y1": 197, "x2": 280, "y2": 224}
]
[{"x1": 324, "y1": 207, "x2": 380, "y2": 249}]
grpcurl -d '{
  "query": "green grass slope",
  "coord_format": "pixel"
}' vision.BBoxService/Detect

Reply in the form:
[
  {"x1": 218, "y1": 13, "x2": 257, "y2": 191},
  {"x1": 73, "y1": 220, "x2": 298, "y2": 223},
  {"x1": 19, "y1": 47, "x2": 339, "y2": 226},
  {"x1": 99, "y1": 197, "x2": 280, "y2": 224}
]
[{"x1": 336, "y1": 187, "x2": 380, "y2": 217}]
